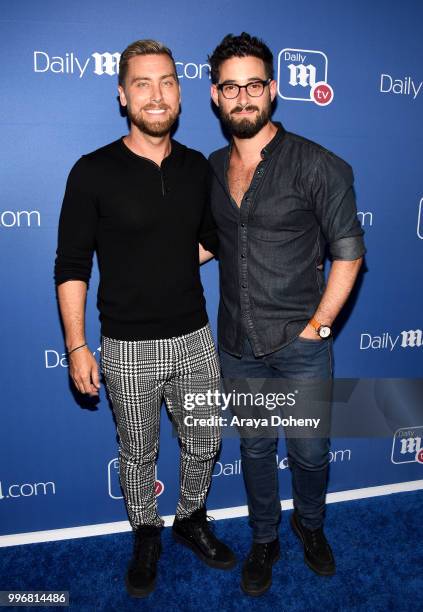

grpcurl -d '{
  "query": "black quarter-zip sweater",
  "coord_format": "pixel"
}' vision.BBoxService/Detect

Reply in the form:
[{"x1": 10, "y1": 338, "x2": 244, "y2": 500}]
[{"x1": 54, "y1": 138, "x2": 218, "y2": 340}]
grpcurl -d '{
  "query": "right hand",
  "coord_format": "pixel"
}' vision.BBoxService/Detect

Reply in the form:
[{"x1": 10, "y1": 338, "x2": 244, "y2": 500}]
[{"x1": 68, "y1": 346, "x2": 100, "y2": 396}]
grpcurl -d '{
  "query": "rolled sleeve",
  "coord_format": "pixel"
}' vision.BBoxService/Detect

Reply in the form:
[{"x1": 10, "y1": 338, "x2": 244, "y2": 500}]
[
  {"x1": 311, "y1": 151, "x2": 366, "y2": 261},
  {"x1": 54, "y1": 157, "x2": 98, "y2": 286},
  {"x1": 329, "y1": 235, "x2": 366, "y2": 260}
]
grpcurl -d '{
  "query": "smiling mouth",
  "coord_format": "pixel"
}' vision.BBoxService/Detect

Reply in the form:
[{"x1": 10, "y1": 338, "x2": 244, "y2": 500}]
[{"x1": 144, "y1": 109, "x2": 167, "y2": 115}]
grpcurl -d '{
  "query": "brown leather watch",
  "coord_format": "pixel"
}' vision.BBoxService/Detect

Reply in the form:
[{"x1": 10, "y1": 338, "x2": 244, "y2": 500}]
[{"x1": 309, "y1": 317, "x2": 332, "y2": 339}]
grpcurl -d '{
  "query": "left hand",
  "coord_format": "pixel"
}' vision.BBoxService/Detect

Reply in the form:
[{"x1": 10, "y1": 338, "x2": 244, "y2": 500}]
[{"x1": 298, "y1": 324, "x2": 321, "y2": 340}]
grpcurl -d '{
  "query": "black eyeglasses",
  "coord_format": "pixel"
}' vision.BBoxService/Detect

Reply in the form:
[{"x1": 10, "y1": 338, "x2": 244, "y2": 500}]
[{"x1": 217, "y1": 79, "x2": 271, "y2": 99}]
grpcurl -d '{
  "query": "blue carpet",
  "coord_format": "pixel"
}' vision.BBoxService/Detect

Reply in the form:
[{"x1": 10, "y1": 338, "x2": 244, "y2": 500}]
[{"x1": 1, "y1": 491, "x2": 422, "y2": 612}]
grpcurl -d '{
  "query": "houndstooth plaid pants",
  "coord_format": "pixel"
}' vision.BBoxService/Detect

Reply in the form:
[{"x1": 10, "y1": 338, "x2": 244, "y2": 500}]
[{"x1": 100, "y1": 324, "x2": 221, "y2": 529}]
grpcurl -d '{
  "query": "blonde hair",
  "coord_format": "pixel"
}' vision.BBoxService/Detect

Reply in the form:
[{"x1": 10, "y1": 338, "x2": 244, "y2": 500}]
[{"x1": 118, "y1": 39, "x2": 177, "y2": 85}]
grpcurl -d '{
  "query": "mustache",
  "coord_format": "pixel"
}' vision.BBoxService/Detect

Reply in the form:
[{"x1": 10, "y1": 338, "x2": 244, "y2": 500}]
[
  {"x1": 231, "y1": 105, "x2": 259, "y2": 114},
  {"x1": 142, "y1": 104, "x2": 170, "y2": 111}
]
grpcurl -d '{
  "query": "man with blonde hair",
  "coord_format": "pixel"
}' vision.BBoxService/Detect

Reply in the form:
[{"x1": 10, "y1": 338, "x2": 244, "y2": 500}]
[{"x1": 55, "y1": 39, "x2": 235, "y2": 598}]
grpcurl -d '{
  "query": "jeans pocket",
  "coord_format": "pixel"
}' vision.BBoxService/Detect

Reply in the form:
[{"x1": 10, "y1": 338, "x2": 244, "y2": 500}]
[{"x1": 295, "y1": 335, "x2": 325, "y2": 344}]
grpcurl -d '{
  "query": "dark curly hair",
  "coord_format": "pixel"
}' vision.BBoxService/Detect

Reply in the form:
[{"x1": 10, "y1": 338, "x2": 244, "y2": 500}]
[{"x1": 208, "y1": 32, "x2": 274, "y2": 84}]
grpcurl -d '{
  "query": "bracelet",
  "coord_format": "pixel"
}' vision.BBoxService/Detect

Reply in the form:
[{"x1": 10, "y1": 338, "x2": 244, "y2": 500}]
[{"x1": 68, "y1": 343, "x2": 87, "y2": 356}]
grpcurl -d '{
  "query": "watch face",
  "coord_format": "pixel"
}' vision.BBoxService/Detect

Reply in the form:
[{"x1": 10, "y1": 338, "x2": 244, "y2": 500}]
[{"x1": 319, "y1": 326, "x2": 331, "y2": 338}]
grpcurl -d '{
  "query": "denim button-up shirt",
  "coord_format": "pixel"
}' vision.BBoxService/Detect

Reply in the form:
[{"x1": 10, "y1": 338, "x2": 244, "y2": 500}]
[{"x1": 209, "y1": 122, "x2": 366, "y2": 357}]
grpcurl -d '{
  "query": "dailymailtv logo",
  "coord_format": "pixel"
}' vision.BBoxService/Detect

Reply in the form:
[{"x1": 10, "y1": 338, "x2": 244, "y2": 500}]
[
  {"x1": 391, "y1": 426, "x2": 423, "y2": 465},
  {"x1": 277, "y1": 48, "x2": 334, "y2": 106}
]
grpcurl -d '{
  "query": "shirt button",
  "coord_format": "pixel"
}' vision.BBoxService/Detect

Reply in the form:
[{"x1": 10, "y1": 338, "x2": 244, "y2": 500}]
[
  {"x1": 240, "y1": 254, "x2": 246, "y2": 259},
  {"x1": 241, "y1": 283, "x2": 247, "y2": 288},
  {"x1": 241, "y1": 223, "x2": 245, "y2": 228}
]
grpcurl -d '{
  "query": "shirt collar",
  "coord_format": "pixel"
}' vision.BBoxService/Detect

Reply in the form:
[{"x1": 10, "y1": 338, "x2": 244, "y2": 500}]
[
  {"x1": 226, "y1": 121, "x2": 286, "y2": 162},
  {"x1": 259, "y1": 121, "x2": 286, "y2": 159},
  {"x1": 119, "y1": 137, "x2": 184, "y2": 166}
]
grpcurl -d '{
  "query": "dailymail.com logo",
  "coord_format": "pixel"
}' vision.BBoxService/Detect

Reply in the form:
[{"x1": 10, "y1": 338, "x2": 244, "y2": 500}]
[
  {"x1": 108, "y1": 458, "x2": 164, "y2": 499},
  {"x1": 277, "y1": 48, "x2": 334, "y2": 106},
  {"x1": 391, "y1": 426, "x2": 423, "y2": 465}
]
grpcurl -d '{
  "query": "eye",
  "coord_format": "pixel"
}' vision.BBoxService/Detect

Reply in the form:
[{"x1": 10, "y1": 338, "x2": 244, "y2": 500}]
[
  {"x1": 162, "y1": 79, "x2": 174, "y2": 87},
  {"x1": 136, "y1": 81, "x2": 150, "y2": 89},
  {"x1": 223, "y1": 84, "x2": 236, "y2": 92},
  {"x1": 249, "y1": 82, "x2": 262, "y2": 90}
]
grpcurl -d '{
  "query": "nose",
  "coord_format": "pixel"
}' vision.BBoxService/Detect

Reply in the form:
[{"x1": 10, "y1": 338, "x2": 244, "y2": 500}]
[
  {"x1": 150, "y1": 82, "x2": 163, "y2": 103},
  {"x1": 237, "y1": 86, "x2": 249, "y2": 106}
]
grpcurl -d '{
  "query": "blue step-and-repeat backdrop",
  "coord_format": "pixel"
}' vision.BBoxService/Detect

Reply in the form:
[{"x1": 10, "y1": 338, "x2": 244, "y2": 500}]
[{"x1": 1, "y1": 0, "x2": 422, "y2": 539}]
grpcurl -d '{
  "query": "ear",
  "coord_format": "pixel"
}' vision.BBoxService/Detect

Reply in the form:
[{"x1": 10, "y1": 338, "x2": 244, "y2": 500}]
[
  {"x1": 269, "y1": 79, "x2": 277, "y2": 102},
  {"x1": 118, "y1": 85, "x2": 127, "y2": 107},
  {"x1": 211, "y1": 84, "x2": 219, "y2": 107}
]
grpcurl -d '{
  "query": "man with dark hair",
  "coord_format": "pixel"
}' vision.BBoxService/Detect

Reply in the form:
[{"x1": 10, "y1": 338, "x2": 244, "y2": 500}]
[
  {"x1": 206, "y1": 32, "x2": 365, "y2": 596},
  {"x1": 55, "y1": 38, "x2": 235, "y2": 599}
]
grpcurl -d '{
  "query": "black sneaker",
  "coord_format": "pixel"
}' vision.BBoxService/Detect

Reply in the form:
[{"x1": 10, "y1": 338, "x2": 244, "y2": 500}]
[
  {"x1": 172, "y1": 507, "x2": 236, "y2": 570},
  {"x1": 240, "y1": 539, "x2": 280, "y2": 597},
  {"x1": 125, "y1": 524, "x2": 162, "y2": 598},
  {"x1": 290, "y1": 510, "x2": 335, "y2": 576}
]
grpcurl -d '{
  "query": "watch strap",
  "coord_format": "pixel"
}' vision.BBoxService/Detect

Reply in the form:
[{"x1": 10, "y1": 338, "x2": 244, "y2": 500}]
[{"x1": 309, "y1": 317, "x2": 322, "y2": 333}]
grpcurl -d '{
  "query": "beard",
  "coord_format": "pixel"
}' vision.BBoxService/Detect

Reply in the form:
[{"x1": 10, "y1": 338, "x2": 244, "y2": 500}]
[
  {"x1": 219, "y1": 96, "x2": 272, "y2": 139},
  {"x1": 127, "y1": 103, "x2": 179, "y2": 137}
]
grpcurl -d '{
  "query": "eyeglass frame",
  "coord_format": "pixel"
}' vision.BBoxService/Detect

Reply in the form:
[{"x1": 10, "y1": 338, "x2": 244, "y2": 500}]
[{"x1": 216, "y1": 78, "x2": 272, "y2": 99}]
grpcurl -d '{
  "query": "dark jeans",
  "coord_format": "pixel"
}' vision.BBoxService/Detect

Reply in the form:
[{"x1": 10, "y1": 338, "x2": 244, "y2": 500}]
[{"x1": 219, "y1": 335, "x2": 333, "y2": 542}]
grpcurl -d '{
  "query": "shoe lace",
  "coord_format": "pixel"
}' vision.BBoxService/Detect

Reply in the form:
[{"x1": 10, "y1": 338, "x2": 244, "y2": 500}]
[
  {"x1": 134, "y1": 536, "x2": 160, "y2": 567},
  {"x1": 309, "y1": 527, "x2": 325, "y2": 550},
  {"x1": 205, "y1": 514, "x2": 216, "y2": 527},
  {"x1": 199, "y1": 514, "x2": 216, "y2": 532},
  {"x1": 190, "y1": 511, "x2": 216, "y2": 529},
  {"x1": 188, "y1": 512, "x2": 221, "y2": 548},
  {"x1": 248, "y1": 543, "x2": 270, "y2": 566}
]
